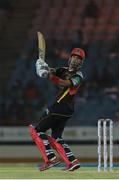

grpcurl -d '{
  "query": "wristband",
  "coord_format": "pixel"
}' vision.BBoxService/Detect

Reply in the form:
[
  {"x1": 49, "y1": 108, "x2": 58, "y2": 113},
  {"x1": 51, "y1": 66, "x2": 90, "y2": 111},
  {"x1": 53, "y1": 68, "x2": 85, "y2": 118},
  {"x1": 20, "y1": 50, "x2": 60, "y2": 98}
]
[{"x1": 50, "y1": 75, "x2": 60, "y2": 84}]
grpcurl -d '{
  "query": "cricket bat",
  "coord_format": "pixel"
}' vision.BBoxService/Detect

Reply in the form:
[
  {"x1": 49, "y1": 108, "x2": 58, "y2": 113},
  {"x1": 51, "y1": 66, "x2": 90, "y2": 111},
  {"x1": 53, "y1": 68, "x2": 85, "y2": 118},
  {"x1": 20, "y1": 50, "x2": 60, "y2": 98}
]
[{"x1": 37, "y1": 31, "x2": 46, "y2": 61}]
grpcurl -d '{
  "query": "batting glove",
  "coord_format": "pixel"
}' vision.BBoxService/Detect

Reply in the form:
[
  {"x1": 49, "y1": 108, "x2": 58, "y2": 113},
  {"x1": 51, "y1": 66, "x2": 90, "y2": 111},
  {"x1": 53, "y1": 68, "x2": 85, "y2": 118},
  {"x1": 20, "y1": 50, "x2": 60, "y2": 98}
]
[
  {"x1": 36, "y1": 58, "x2": 49, "y2": 74},
  {"x1": 37, "y1": 69, "x2": 49, "y2": 78}
]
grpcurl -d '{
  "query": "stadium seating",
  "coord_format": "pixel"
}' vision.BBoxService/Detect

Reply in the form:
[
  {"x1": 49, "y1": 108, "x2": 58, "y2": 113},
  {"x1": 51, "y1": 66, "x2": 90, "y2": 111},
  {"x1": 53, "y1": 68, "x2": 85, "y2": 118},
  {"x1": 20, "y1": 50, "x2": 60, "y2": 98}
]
[{"x1": 0, "y1": 0, "x2": 119, "y2": 126}]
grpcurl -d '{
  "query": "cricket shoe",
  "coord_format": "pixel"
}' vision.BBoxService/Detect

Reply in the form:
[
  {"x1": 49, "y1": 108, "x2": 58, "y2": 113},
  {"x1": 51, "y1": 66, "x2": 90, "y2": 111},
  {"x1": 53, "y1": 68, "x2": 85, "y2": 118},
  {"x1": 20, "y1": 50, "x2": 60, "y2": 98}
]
[
  {"x1": 39, "y1": 157, "x2": 60, "y2": 171},
  {"x1": 62, "y1": 159, "x2": 80, "y2": 171}
]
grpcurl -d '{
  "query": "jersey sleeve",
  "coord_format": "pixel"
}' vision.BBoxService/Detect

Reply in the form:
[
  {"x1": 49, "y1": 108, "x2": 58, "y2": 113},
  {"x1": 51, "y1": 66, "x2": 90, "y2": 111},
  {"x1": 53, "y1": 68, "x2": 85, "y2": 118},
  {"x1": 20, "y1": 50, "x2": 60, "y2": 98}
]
[{"x1": 70, "y1": 75, "x2": 83, "y2": 87}]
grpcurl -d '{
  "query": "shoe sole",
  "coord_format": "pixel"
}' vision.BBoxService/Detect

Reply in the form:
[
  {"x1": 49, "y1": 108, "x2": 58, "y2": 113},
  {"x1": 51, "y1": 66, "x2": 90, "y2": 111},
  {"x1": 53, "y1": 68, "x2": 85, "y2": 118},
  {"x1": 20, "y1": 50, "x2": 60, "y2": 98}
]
[
  {"x1": 68, "y1": 163, "x2": 80, "y2": 171},
  {"x1": 51, "y1": 161, "x2": 60, "y2": 167},
  {"x1": 40, "y1": 161, "x2": 60, "y2": 171}
]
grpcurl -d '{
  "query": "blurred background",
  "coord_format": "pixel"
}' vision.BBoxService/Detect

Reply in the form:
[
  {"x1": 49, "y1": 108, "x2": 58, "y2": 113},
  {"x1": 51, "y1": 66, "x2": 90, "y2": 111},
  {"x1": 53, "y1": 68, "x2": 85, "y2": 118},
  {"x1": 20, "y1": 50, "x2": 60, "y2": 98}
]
[{"x1": 0, "y1": 0, "x2": 119, "y2": 165}]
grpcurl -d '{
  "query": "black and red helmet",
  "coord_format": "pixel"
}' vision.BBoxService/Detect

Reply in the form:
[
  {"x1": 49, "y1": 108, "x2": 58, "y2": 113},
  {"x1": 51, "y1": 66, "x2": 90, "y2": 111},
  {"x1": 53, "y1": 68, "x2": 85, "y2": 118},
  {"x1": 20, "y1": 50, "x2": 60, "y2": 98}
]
[
  {"x1": 70, "y1": 48, "x2": 85, "y2": 60},
  {"x1": 68, "y1": 48, "x2": 85, "y2": 70}
]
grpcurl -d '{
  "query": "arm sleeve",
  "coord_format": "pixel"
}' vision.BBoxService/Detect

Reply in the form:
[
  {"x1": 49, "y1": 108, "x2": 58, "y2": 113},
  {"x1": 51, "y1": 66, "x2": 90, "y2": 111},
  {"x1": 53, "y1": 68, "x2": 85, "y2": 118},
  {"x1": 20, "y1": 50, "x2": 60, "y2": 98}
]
[{"x1": 70, "y1": 75, "x2": 82, "y2": 87}]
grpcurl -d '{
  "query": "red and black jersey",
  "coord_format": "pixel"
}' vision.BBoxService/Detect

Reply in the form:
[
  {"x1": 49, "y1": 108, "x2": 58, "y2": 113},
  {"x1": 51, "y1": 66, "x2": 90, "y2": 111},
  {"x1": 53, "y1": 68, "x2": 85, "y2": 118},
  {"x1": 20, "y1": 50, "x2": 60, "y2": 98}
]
[
  {"x1": 49, "y1": 67, "x2": 83, "y2": 117},
  {"x1": 55, "y1": 67, "x2": 83, "y2": 101}
]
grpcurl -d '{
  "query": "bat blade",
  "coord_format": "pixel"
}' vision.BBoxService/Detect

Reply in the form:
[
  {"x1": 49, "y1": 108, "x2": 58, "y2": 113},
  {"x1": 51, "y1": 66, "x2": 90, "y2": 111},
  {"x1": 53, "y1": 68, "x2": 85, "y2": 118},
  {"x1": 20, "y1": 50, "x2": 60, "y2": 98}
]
[{"x1": 37, "y1": 31, "x2": 46, "y2": 61}]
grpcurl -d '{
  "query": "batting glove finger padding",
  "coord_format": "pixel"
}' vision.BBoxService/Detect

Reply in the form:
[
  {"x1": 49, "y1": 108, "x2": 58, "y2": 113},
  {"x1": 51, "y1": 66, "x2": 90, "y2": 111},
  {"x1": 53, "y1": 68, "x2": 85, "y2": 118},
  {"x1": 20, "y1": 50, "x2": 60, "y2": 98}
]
[
  {"x1": 36, "y1": 58, "x2": 49, "y2": 76},
  {"x1": 37, "y1": 69, "x2": 49, "y2": 78}
]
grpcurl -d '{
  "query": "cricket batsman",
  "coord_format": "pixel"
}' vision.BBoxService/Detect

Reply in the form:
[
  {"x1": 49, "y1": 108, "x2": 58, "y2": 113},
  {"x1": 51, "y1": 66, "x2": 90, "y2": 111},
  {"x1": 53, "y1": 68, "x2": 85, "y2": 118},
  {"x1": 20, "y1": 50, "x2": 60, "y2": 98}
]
[{"x1": 29, "y1": 48, "x2": 85, "y2": 171}]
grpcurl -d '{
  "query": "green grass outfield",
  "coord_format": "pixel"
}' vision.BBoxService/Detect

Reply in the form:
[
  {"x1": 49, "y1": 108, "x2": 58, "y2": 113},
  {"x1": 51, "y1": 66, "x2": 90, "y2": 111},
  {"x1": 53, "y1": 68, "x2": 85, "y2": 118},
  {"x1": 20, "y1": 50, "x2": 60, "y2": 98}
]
[{"x1": 0, "y1": 164, "x2": 119, "y2": 179}]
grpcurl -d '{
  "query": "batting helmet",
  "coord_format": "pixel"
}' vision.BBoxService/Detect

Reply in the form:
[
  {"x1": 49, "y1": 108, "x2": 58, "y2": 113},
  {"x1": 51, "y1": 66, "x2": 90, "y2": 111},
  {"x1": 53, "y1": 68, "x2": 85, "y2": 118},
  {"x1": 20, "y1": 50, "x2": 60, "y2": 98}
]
[{"x1": 70, "y1": 48, "x2": 85, "y2": 60}]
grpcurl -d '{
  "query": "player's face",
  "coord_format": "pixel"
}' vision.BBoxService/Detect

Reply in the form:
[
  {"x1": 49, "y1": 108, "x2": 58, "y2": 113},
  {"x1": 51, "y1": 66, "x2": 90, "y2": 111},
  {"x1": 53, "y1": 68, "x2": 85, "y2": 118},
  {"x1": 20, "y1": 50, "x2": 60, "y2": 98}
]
[{"x1": 69, "y1": 55, "x2": 83, "y2": 71}]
